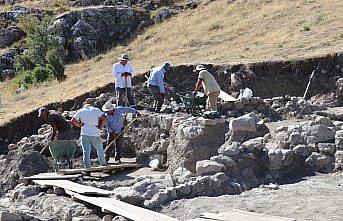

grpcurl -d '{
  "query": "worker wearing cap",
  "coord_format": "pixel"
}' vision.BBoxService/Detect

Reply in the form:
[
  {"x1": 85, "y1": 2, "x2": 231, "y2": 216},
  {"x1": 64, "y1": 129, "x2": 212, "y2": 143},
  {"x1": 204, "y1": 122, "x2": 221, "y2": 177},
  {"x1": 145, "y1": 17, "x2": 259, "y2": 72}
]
[
  {"x1": 147, "y1": 62, "x2": 171, "y2": 112},
  {"x1": 38, "y1": 107, "x2": 71, "y2": 140},
  {"x1": 113, "y1": 54, "x2": 135, "y2": 107},
  {"x1": 102, "y1": 102, "x2": 140, "y2": 163},
  {"x1": 193, "y1": 65, "x2": 221, "y2": 112},
  {"x1": 71, "y1": 98, "x2": 107, "y2": 168}
]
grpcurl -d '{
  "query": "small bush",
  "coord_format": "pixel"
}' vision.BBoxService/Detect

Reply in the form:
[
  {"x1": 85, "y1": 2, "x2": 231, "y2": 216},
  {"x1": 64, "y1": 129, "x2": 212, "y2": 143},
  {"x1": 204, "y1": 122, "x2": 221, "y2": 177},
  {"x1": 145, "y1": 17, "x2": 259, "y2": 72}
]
[
  {"x1": 15, "y1": 71, "x2": 34, "y2": 88},
  {"x1": 32, "y1": 66, "x2": 54, "y2": 83},
  {"x1": 46, "y1": 50, "x2": 66, "y2": 82},
  {"x1": 302, "y1": 24, "x2": 310, "y2": 31},
  {"x1": 15, "y1": 54, "x2": 35, "y2": 71}
]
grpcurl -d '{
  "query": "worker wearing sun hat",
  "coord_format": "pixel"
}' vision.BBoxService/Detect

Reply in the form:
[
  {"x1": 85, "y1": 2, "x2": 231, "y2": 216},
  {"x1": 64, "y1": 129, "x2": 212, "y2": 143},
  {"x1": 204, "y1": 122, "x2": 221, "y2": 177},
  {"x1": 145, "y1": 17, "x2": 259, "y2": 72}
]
[
  {"x1": 113, "y1": 54, "x2": 135, "y2": 107},
  {"x1": 147, "y1": 62, "x2": 172, "y2": 112},
  {"x1": 193, "y1": 64, "x2": 221, "y2": 112},
  {"x1": 102, "y1": 101, "x2": 140, "y2": 163}
]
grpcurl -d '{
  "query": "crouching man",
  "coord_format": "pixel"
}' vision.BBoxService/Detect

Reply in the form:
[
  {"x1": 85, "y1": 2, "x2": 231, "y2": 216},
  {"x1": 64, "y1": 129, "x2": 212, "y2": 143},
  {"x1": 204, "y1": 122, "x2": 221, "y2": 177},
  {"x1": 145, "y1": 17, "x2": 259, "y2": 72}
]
[
  {"x1": 71, "y1": 98, "x2": 107, "y2": 168},
  {"x1": 102, "y1": 102, "x2": 140, "y2": 163}
]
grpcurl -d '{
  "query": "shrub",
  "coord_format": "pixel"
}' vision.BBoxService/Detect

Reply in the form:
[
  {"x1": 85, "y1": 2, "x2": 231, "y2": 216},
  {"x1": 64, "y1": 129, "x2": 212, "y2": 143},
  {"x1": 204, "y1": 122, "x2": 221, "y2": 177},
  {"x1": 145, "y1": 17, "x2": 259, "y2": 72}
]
[
  {"x1": 46, "y1": 50, "x2": 66, "y2": 82},
  {"x1": 15, "y1": 54, "x2": 35, "y2": 71},
  {"x1": 32, "y1": 66, "x2": 54, "y2": 83},
  {"x1": 15, "y1": 71, "x2": 34, "y2": 88}
]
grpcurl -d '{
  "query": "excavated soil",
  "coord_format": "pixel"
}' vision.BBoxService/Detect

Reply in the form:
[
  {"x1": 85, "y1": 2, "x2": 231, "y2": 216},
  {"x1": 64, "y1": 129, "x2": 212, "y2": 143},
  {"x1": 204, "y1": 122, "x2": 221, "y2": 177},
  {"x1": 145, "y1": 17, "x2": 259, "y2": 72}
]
[{"x1": 161, "y1": 172, "x2": 343, "y2": 221}]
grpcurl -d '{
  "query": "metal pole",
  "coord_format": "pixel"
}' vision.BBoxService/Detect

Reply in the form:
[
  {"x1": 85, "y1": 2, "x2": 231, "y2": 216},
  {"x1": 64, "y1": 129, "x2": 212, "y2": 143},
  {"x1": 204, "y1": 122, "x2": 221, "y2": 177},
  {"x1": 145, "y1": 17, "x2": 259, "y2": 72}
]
[{"x1": 303, "y1": 65, "x2": 319, "y2": 100}]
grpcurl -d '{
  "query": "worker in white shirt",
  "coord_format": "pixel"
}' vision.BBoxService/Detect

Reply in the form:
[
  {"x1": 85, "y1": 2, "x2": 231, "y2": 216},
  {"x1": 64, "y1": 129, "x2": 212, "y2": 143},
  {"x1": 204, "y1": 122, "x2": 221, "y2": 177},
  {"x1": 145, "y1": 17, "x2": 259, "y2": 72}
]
[
  {"x1": 113, "y1": 54, "x2": 135, "y2": 107},
  {"x1": 147, "y1": 62, "x2": 171, "y2": 112}
]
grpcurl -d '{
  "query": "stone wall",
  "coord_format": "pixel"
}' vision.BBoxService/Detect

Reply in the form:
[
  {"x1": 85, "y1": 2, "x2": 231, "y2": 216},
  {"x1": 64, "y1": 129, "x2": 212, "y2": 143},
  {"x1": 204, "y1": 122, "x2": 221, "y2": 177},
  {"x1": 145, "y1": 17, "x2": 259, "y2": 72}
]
[{"x1": 1, "y1": 52, "x2": 343, "y2": 152}]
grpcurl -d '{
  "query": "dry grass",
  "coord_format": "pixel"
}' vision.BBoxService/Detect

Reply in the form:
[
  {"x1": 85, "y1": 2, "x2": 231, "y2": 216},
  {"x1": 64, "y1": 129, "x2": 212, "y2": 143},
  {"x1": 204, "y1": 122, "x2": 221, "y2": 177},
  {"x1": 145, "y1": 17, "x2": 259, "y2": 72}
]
[{"x1": 1, "y1": 0, "x2": 343, "y2": 125}]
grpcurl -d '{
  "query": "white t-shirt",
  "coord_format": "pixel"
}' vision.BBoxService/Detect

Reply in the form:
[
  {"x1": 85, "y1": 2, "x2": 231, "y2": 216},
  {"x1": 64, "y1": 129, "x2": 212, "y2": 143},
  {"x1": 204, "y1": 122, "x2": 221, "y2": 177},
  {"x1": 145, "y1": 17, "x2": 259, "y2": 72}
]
[
  {"x1": 73, "y1": 105, "x2": 104, "y2": 136},
  {"x1": 113, "y1": 62, "x2": 135, "y2": 88},
  {"x1": 198, "y1": 70, "x2": 220, "y2": 95}
]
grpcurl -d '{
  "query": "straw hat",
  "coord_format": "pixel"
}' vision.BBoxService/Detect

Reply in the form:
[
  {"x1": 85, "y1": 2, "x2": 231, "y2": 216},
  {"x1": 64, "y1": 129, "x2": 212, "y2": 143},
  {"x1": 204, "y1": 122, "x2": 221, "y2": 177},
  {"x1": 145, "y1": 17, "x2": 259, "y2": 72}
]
[{"x1": 193, "y1": 64, "x2": 206, "y2": 72}]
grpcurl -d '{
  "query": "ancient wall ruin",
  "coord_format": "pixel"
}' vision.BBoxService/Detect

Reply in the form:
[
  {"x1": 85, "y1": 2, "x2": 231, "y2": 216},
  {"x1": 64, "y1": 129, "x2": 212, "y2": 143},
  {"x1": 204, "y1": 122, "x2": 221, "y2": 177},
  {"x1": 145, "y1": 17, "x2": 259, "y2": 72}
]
[{"x1": 0, "y1": 52, "x2": 342, "y2": 152}]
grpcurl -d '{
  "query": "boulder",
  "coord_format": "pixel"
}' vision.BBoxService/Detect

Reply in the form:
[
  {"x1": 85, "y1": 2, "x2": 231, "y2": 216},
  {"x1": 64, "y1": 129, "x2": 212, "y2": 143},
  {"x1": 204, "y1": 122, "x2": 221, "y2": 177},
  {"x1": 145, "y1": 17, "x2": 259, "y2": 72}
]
[
  {"x1": 196, "y1": 160, "x2": 226, "y2": 175},
  {"x1": 113, "y1": 187, "x2": 145, "y2": 205},
  {"x1": 293, "y1": 144, "x2": 310, "y2": 158},
  {"x1": 302, "y1": 124, "x2": 335, "y2": 144},
  {"x1": 318, "y1": 143, "x2": 336, "y2": 156},
  {"x1": 335, "y1": 130, "x2": 343, "y2": 150},
  {"x1": 0, "y1": 211, "x2": 23, "y2": 221},
  {"x1": 334, "y1": 150, "x2": 343, "y2": 171},
  {"x1": 167, "y1": 118, "x2": 228, "y2": 173},
  {"x1": 305, "y1": 152, "x2": 335, "y2": 173},
  {"x1": 268, "y1": 149, "x2": 283, "y2": 171},
  {"x1": 229, "y1": 115, "x2": 256, "y2": 133},
  {"x1": 241, "y1": 137, "x2": 264, "y2": 153},
  {"x1": 0, "y1": 26, "x2": 25, "y2": 48},
  {"x1": 210, "y1": 155, "x2": 236, "y2": 170},
  {"x1": 315, "y1": 116, "x2": 334, "y2": 127},
  {"x1": 218, "y1": 142, "x2": 241, "y2": 156}
]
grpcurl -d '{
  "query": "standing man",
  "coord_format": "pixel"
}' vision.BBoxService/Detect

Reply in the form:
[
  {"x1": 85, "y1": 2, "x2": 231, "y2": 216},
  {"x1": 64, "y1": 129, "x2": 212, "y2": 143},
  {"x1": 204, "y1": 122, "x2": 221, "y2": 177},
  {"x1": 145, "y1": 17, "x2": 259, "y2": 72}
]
[
  {"x1": 147, "y1": 62, "x2": 171, "y2": 112},
  {"x1": 102, "y1": 102, "x2": 140, "y2": 163},
  {"x1": 193, "y1": 65, "x2": 221, "y2": 112},
  {"x1": 113, "y1": 54, "x2": 135, "y2": 107},
  {"x1": 71, "y1": 98, "x2": 107, "y2": 168},
  {"x1": 38, "y1": 107, "x2": 71, "y2": 140}
]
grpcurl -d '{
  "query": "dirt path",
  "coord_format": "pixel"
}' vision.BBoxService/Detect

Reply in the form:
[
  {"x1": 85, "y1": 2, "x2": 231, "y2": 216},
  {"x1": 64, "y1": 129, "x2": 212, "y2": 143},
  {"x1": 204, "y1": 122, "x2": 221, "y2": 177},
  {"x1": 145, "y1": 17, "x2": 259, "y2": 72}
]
[{"x1": 161, "y1": 172, "x2": 343, "y2": 221}]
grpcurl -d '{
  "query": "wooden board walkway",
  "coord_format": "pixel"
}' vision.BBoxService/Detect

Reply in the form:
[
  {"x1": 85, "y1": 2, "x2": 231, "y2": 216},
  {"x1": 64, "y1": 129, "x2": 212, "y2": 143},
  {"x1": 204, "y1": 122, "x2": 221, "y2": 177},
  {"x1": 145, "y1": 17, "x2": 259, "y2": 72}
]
[
  {"x1": 187, "y1": 210, "x2": 296, "y2": 221},
  {"x1": 65, "y1": 190, "x2": 180, "y2": 221},
  {"x1": 33, "y1": 179, "x2": 113, "y2": 196},
  {"x1": 20, "y1": 173, "x2": 82, "y2": 181},
  {"x1": 58, "y1": 163, "x2": 141, "y2": 175}
]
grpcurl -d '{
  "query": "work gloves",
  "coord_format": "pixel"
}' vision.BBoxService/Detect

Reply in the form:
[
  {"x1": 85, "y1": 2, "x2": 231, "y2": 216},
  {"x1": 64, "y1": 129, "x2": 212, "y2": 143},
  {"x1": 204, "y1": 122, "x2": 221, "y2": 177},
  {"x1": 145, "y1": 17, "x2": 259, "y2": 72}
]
[{"x1": 160, "y1": 93, "x2": 165, "y2": 99}]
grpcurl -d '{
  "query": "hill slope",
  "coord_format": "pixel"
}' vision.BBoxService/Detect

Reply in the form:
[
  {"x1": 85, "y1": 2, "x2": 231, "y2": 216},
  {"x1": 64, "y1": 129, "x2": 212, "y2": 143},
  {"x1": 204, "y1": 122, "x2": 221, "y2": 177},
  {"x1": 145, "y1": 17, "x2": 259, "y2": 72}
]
[{"x1": 1, "y1": 0, "x2": 343, "y2": 124}]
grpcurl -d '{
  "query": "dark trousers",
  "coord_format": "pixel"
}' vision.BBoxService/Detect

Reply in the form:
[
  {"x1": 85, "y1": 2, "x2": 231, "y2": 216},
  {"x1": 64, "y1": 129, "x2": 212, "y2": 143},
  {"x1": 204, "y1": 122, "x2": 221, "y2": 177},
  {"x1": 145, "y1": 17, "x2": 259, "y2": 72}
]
[
  {"x1": 105, "y1": 133, "x2": 124, "y2": 162},
  {"x1": 56, "y1": 128, "x2": 70, "y2": 140},
  {"x1": 116, "y1": 87, "x2": 135, "y2": 107},
  {"x1": 148, "y1": 85, "x2": 164, "y2": 111}
]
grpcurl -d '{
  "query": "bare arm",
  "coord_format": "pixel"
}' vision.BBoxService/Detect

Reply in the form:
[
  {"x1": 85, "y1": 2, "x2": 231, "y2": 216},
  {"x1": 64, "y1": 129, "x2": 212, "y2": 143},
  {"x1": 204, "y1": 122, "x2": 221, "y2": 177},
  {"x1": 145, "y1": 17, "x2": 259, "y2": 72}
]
[
  {"x1": 51, "y1": 125, "x2": 57, "y2": 140},
  {"x1": 194, "y1": 79, "x2": 203, "y2": 92},
  {"x1": 71, "y1": 117, "x2": 82, "y2": 128},
  {"x1": 98, "y1": 114, "x2": 106, "y2": 130}
]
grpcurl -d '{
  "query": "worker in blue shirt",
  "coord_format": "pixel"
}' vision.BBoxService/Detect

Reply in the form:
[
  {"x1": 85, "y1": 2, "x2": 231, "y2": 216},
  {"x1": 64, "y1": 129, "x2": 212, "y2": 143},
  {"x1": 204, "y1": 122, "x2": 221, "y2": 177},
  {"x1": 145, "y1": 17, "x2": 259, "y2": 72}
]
[
  {"x1": 102, "y1": 102, "x2": 140, "y2": 163},
  {"x1": 147, "y1": 62, "x2": 171, "y2": 112}
]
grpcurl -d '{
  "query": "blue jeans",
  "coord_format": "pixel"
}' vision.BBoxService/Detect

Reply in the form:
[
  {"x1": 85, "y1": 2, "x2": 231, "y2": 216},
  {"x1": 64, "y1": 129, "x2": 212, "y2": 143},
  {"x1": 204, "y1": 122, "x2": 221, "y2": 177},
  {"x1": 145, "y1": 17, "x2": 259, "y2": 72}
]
[{"x1": 80, "y1": 135, "x2": 107, "y2": 168}]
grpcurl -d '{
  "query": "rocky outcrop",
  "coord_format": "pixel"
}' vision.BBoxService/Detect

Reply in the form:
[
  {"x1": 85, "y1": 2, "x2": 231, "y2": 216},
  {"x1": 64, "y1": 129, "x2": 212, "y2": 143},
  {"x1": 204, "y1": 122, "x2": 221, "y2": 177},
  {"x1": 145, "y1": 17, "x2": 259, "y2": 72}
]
[
  {"x1": 50, "y1": 6, "x2": 151, "y2": 61},
  {"x1": 0, "y1": 48, "x2": 22, "y2": 82},
  {"x1": 0, "y1": 26, "x2": 25, "y2": 48},
  {"x1": 0, "y1": 6, "x2": 43, "y2": 23}
]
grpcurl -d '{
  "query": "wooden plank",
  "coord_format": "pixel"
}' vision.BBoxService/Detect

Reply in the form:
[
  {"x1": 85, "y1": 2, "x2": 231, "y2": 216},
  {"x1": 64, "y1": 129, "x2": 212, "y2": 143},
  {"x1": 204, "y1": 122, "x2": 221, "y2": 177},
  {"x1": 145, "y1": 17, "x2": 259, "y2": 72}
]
[
  {"x1": 65, "y1": 190, "x2": 180, "y2": 221},
  {"x1": 199, "y1": 210, "x2": 296, "y2": 221},
  {"x1": 33, "y1": 179, "x2": 113, "y2": 196},
  {"x1": 20, "y1": 173, "x2": 82, "y2": 181},
  {"x1": 58, "y1": 163, "x2": 141, "y2": 175}
]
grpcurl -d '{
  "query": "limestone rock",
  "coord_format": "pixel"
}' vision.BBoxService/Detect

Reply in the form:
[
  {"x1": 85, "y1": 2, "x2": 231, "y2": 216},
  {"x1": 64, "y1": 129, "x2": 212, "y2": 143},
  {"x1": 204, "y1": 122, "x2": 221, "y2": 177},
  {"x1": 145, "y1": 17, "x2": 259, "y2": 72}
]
[
  {"x1": 315, "y1": 116, "x2": 333, "y2": 127},
  {"x1": 218, "y1": 142, "x2": 241, "y2": 156},
  {"x1": 293, "y1": 145, "x2": 310, "y2": 158},
  {"x1": 196, "y1": 160, "x2": 226, "y2": 175},
  {"x1": 210, "y1": 155, "x2": 236, "y2": 170},
  {"x1": 268, "y1": 149, "x2": 283, "y2": 170},
  {"x1": 0, "y1": 26, "x2": 25, "y2": 49},
  {"x1": 318, "y1": 143, "x2": 336, "y2": 156},
  {"x1": 113, "y1": 187, "x2": 144, "y2": 205},
  {"x1": 335, "y1": 130, "x2": 343, "y2": 150},
  {"x1": 0, "y1": 211, "x2": 23, "y2": 221},
  {"x1": 305, "y1": 152, "x2": 334, "y2": 173},
  {"x1": 229, "y1": 115, "x2": 256, "y2": 133},
  {"x1": 302, "y1": 124, "x2": 335, "y2": 144}
]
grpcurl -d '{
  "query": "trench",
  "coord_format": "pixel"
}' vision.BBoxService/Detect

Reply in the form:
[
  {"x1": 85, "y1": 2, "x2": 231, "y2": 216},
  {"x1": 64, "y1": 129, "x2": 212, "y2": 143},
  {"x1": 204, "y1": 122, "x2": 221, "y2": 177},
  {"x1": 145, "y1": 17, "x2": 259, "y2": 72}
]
[{"x1": 0, "y1": 51, "x2": 343, "y2": 153}]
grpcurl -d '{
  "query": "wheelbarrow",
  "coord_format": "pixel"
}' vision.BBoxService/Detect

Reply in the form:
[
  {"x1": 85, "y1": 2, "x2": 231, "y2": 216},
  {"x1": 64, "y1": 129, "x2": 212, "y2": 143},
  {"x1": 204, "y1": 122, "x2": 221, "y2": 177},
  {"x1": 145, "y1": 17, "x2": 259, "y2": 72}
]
[
  {"x1": 49, "y1": 140, "x2": 77, "y2": 171},
  {"x1": 176, "y1": 91, "x2": 207, "y2": 116}
]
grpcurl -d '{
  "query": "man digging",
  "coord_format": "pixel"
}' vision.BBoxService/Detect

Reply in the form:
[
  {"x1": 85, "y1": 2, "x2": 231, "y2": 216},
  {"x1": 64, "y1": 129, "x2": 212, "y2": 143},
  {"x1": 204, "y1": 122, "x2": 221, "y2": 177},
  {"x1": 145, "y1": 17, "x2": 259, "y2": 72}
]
[
  {"x1": 113, "y1": 54, "x2": 135, "y2": 107},
  {"x1": 38, "y1": 107, "x2": 71, "y2": 140},
  {"x1": 102, "y1": 101, "x2": 140, "y2": 163},
  {"x1": 71, "y1": 98, "x2": 107, "y2": 168},
  {"x1": 147, "y1": 62, "x2": 171, "y2": 112},
  {"x1": 193, "y1": 65, "x2": 221, "y2": 112}
]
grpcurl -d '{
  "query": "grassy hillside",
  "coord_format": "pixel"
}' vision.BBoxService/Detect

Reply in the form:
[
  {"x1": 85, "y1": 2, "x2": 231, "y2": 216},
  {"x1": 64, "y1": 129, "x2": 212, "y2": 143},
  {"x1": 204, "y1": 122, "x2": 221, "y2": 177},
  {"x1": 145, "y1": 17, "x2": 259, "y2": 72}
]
[{"x1": 1, "y1": 0, "x2": 342, "y2": 124}]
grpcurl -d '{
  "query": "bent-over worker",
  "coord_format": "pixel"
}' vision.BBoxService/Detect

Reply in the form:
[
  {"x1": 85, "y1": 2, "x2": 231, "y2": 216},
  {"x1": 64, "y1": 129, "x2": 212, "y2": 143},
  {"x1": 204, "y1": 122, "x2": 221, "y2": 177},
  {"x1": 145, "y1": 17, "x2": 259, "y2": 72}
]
[
  {"x1": 193, "y1": 65, "x2": 221, "y2": 112},
  {"x1": 113, "y1": 54, "x2": 135, "y2": 107},
  {"x1": 71, "y1": 98, "x2": 107, "y2": 168},
  {"x1": 147, "y1": 62, "x2": 171, "y2": 112},
  {"x1": 38, "y1": 107, "x2": 71, "y2": 140},
  {"x1": 102, "y1": 102, "x2": 140, "y2": 163}
]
